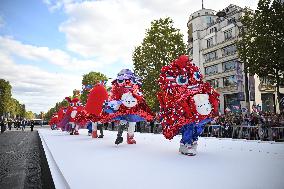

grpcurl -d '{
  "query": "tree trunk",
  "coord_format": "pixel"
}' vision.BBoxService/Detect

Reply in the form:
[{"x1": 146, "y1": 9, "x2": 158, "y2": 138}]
[{"x1": 275, "y1": 69, "x2": 281, "y2": 113}]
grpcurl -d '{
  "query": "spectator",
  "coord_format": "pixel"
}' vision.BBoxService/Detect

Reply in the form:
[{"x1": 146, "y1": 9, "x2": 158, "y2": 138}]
[
  {"x1": 8, "y1": 118, "x2": 13, "y2": 130},
  {"x1": 1, "y1": 117, "x2": 6, "y2": 133},
  {"x1": 17, "y1": 119, "x2": 21, "y2": 130},
  {"x1": 30, "y1": 120, "x2": 34, "y2": 131},
  {"x1": 21, "y1": 119, "x2": 26, "y2": 131}
]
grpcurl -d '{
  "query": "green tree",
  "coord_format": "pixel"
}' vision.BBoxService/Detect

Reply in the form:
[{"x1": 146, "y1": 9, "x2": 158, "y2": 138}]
[
  {"x1": 133, "y1": 17, "x2": 186, "y2": 111},
  {"x1": 0, "y1": 79, "x2": 28, "y2": 118},
  {"x1": 8, "y1": 98, "x2": 25, "y2": 118},
  {"x1": 20, "y1": 104, "x2": 26, "y2": 118},
  {"x1": 238, "y1": 0, "x2": 284, "y2": 109},
  {"x1": 0, "y1": 79, "x2": 12, "y2": 116},
  {"x1": 44, "y1": 107, "x2": 56, "y2": 121},
  {"x1": 25, "y1": 111, "x2": 35, "y2": 119},
  {"x1": 44, "y1": 98, "x2": 69, "y2": 121},
  {"x1": 81, "y1": 72, "x2": 108, "y2": 104},
  {"x1": 9, "y1": 98, "x2": 19, "y2": 118}
]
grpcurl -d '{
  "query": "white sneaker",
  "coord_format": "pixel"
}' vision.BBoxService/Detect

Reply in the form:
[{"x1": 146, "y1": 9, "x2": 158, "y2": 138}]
[{"x1": 179, "y1": 143, "x2": 196, "y2": 156}]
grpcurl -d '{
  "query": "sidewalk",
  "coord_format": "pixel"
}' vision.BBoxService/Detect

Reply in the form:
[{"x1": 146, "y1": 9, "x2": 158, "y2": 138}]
[{"x1": 0, "y1": 130, "x2": 55, "y2": 189}]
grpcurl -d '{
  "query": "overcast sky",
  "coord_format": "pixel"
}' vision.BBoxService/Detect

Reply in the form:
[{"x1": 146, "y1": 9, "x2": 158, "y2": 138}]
[{"x1": 0, "y1": 0, "x2": 259, "y2": 113}]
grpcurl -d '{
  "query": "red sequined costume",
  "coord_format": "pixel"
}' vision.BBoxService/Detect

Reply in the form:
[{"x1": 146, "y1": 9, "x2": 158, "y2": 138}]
[
  {"x1": 59, "y1": 97, "x2": 84, "y2": 135},
  {"x1": 101, "y1": 69, "x2": 154, "y2": 145},
  {"x1": 157, "y1": 55, "x2": 219, "y2": 155},
  {"x1": 75, "y1": 83, "x2": 109, "y2": 138},
  {"x1": 49, "y1": 107, "x2": 67, "y2": 130}
]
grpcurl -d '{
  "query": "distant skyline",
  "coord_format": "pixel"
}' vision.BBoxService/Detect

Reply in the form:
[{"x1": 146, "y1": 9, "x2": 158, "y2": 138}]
[{"x1": 0, "y1": 0, "x2": 258, "y2": 113}]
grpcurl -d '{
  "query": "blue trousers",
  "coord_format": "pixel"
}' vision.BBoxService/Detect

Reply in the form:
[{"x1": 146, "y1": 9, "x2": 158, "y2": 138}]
[
  {"x1": 180, "y1": 118, "x2": 212, "y2": 145},
  {"x1": 87, "y1": 123, "x2": 92, "y2": 133}
]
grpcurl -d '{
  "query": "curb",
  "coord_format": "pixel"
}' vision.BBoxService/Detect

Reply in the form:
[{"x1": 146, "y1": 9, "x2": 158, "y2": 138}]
[{"x1": 38, "y1": 130, "x2": 70, "y2": 189}]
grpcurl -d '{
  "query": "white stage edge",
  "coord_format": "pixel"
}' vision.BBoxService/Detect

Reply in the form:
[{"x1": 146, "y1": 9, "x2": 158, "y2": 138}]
[{"x1": 39, "y1": 129, "x2": 284, "y2": 189}]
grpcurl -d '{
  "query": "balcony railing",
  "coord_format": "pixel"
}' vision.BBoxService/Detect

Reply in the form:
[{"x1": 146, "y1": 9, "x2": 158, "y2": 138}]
[
  {"x1": 222, "y1": 51, "x2": 237, "y2": 58},
  {"x1": 204, "y1": 50, "x2": 237, "y2": 64},
  {"x1": 205, "y1": 71, "x2": 219, "y2": 76},
  {"x1": 204, "y1": 56, "x2": 218, "y2": 63},
  {"x1": 202, "y1": 36, "x2": 237, "y2": 51}
]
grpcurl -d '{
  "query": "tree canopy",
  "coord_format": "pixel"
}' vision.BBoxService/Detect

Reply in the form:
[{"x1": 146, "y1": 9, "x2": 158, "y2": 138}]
[
  {"x1": 81, "y1": 71, "x2": 108, "y2": 104},
  {"x1": 237, "y1": 0, "x2": 284, "y2": 106},
  {"x1": 133, "y1": 17, "x2": 186, "y2": 111},
  {"x1": 0, "y1": 79, "x2": 12, "y2": 116},
  {"x1": 44, "y1": 98, "x2": 69, "y2": 121},
  {"x1": 25, "y1": 111, "x2": 35, "y2": 120},
  {"x1": 0, "y1": 79, "x2": 27, "y2": 118},
  {"x1": 44, "y1": 71, "x2": 108, "y2": 121}
]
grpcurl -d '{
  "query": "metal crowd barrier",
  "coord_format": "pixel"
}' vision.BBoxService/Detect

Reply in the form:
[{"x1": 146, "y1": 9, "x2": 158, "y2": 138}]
[
  {"x1": 203, "y1": 124, "x2": 284, "y2": 142},
  {"x1": 104, "y1": 122, "x2": 284, "y2": 142}
]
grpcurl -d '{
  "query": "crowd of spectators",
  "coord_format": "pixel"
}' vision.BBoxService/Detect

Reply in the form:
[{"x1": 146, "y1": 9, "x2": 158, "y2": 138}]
[
  {"x1": 0, "y1": 117, "x2": 35, "y2": 133},
  {"x1": 117, "y1": 112, "x2": 284, "y2": 142},
  {"x1": 100, "y1": 112, "x2": 284, "y2": 142},
  {"x1": 214, "y1": 112, "x2": 284, "y2": 127},
  {"x1": 204, "y1": 112, "x2": 284, "y2": 141}
]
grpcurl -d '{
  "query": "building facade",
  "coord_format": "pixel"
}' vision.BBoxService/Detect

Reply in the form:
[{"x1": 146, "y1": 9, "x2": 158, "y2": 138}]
[{"x1": 187, "y1": 4, "x2": 283, "y2": 114}]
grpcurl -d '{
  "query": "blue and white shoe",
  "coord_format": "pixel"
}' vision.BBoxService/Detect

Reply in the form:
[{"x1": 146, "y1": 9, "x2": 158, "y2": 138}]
[{"x1": 179, "y1": 143, "x2": 196, "y2": 156}]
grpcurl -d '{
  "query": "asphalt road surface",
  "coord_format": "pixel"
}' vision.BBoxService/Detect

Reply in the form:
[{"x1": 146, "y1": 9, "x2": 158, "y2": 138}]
[{"x1": 0, "y1": 129, "x2": 55, "y2": 189}]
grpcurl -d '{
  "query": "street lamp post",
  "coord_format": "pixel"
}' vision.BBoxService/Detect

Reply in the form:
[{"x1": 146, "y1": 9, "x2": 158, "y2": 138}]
[{"x1": 216, "y1": 11, "x2": 250, "y2": 114}]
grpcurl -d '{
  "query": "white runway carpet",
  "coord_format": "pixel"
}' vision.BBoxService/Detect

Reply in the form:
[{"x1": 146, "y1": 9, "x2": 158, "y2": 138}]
[{"x1": 39, "y1": 129, "x2": 284, "y2": 189}]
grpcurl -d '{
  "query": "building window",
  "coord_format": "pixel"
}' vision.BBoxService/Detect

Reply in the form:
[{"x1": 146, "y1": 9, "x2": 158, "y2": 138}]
[
  {"x1": 206, "y1": 16, "x2": 213, "y2": 27},
  {"x1": 224, "y1": 93, "x2": 240, "y2": 113},
  {"x1": 207, "y1": 37, "x2": 214, "y2": 48},
  {"x1": 209, "y1": 27, "x2": 217, "y2": 33},
  {"x1": 227, "y1": 18, "x2": 236, "y2": 25},
  {"x1": 224, "y1": 29, "x2": 233, "y2": 40},
  {"x1": 207, "y1": 79, "x2": 219, "y2": 88},
  {"x1": 223, "y1": 59, "x2": 237, "y2": 72},
  {"x1": 204, "y1": 51, "x2": 217, "y2": 62},
  {"x1": 259, "y1": 77, "x2": 275, "y2": 91},
  {"x1": 223, "y1": 75, "x2": 237, "y2": 87},
  {"x1": 205, "y1": 65, "x2": 218, "y2": 75},
  {"x1": 261, "y1": 93, "x2": 275, "y2": 113},
  {"x1": 222, "y1": 44, "x2": 237, "y2": 56}
]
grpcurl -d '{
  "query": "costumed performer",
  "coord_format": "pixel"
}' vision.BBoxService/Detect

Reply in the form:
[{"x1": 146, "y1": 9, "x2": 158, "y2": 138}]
[
  {"x1": 63, "y1": 97, "x2": 84, "y2": 135},
  {"x1": 102, "y1": 69, "x2": 154, "y2": 145},
  {"x1": 157, "y1": 55, "x2": 219, "y2": 156},
  {"x1": 76, "y1": 83, "x2": 109, "y2": 138}
]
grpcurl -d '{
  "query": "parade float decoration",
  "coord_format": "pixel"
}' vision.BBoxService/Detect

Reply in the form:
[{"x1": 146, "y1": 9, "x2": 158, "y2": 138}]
[
  {"x1": 78, "y1": 83, "x2": 109, "y2": 138},
  {"x1": 49, "y1": 107, "x2": 67, "y2": 130},
  {"x1": 58, "y1": 97, "x2": 84, "y2": 135},
  {"x1": 102, "y1": 69, "x2": 154, "y2": 145},
  {"x1": 49, "y1": 113, "x2": 58, "y2": 130},
  {"x1": 157, "y1": 55, "x2": 219, "y2": 155}
]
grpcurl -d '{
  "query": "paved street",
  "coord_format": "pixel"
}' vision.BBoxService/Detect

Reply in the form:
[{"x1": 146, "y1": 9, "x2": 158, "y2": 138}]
[{"x1": 0, "y1": 129, "x2": 55, "y2": 189}]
